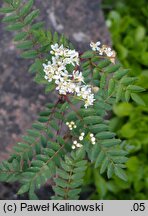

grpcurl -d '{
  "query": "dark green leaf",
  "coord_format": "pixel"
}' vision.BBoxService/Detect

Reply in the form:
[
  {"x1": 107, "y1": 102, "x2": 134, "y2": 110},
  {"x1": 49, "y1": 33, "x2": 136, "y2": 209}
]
[
  {"x1": 114, "y1": 166, "x2": 127, "y2": 181},
  {"x1": 16, "y1": 40, "x2": 33, "y2": 50},
  {"x1": 6, "y1": 22, "x2": 24, "y2": 31},
  {"x1": 24, "y1": 9, "x2": 40, "y2": 25},
  {"x1": 81, "y1": 51, "x2": 94, "y2": 58},
  {"x1": 107, "y1": 163, "x2": 114, "y2": 179},
  {"x1": 19, "y1": 0, "x2": 34, "y2": 17},
  {"x1": 14, "y1": 32, "x2": 28, "y2": 41},
  {"x1": 95, "y1": 151, "x2": 105, "y2": 168},
  {"x1": 113, "y1": 69, "x2": 129, "y2": 80},
  {"x1": 21, "y1": 50, "x2": 37, "y2": 58},
  {"x1": 2, "y1": 14, "x2": 19, "y2": 22},
  {"x1": 131, "y1": 93, "x2": 145, "y2": 106}
]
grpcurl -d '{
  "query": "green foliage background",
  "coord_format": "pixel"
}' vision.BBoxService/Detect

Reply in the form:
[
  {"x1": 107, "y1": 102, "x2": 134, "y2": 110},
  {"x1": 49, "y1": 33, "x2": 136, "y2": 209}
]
[{"x1": 81, "y1": 0, "x2": 148, "y2": 200}]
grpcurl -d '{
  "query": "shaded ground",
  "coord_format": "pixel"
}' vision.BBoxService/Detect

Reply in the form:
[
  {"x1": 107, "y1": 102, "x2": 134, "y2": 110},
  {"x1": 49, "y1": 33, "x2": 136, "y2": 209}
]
[{"x1": 0, "y1": 0, "x2": 111, "y2": 199}]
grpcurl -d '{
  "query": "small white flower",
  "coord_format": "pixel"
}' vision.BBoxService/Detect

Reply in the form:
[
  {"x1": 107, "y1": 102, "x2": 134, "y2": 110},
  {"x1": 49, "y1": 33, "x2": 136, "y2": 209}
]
[
  {"x1": 99, "y1": 45, "x2": 116, "y2": 63},
  {"x1": 72, "y1": 140, "x2": 83, "y2": 149},
  {"x1": 75, "y1": 86, "x2": 80, "y2": 93},
  {"x1": 90, "y1": 41, "x2": 101, "y2": 51},
  {"x1": 73, "y1": 140, "x2": 77, "y2": 145},
  {"x1": 79, "y1": 136, "x2": 84, "y2": 141},
  {"x1": 104, "y1": 47, "x2": 113, "y2": 57},
  {"x1": 89, "y1": 133, "x2": 96, "y2": 145},
  {"x1": 73, "y1": 70, "x2": 84, "y2": 83},
  {"x1": 90, "y1": 133, "x2": 94, "y2": 138},
  {"x1": 81, "y1": 132, "x2": 85, "y2": 136},
  {"x1": 91, "y1": 137, "x2": 96, "y2": 142},
  {"x1": 99, "y1": 51, "x2": 103, "y2": 55},
  {"x1": 51, "y1": 43, "x2": 59, "y2": 50},
  {"x1": 76, "y1": 143, "x2": 83, "y2": 148}
]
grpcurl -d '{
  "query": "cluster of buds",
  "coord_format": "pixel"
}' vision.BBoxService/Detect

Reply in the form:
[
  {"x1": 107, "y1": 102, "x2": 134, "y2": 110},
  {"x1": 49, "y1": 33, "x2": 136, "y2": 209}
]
[
  {"x1": 43, "y1": 43, "x2": 95, "y2": 108},
  {"x1": 72, "y1": 140, "x2": 83, "y2": 149},
  {"x1": 90, "y1": 41, "x2": 116, "y2": 64},
  {"x1": 90, "y1": 133, "x2": 96, "y2": 145},
  {"x1": 66, "y1": 121, "x2": 77, "y2": 130},
  {"x1": 71, "y1": 132, "x2": 85, "y2": 150},
  {"x1": 79, "y1": 132, "x2": 85, "y2": 141}
]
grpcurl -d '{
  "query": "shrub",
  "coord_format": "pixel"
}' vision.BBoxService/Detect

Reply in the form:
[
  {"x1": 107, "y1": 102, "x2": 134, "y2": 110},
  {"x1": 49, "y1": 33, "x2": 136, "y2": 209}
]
[{"x1": 0, "y1": 0, "x2": 145, "y2": 200}]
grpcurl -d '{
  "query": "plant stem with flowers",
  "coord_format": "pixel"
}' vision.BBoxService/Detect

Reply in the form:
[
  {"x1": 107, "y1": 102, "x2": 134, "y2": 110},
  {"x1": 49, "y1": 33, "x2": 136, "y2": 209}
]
[{"x1": 0, "y1": 0, "x2": 145, "y2": 200}]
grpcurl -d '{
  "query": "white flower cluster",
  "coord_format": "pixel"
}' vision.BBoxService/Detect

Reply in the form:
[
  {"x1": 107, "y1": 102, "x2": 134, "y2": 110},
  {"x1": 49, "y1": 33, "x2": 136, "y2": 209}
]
[
  {"x1": 100, "y1": 45, "x2": 116, "y2": 58},
  {"x1": 79, "y1": 132, "x2": 85, "y2": 141},
  {"x1": 72, "y1": 140, "x2": 83, "y2": 149},
  {"x1": 72, "y1": 132, "x2": 85, "y2": 150},
  {"x1": 90, "y1": 133, "x2": 96, "y2": 145},
  {"x1": 71, "y1": 132, "x2": 96, "y2": 150},
  {"x1": 90, "y1": 41, "x2": 116, "y2": 60},
  {"x1": 66, "y1": 121, "x2": 77, "y2": 130},
  {"x1": 43, "y1": 43, "x2": 95, "y2": 108}
]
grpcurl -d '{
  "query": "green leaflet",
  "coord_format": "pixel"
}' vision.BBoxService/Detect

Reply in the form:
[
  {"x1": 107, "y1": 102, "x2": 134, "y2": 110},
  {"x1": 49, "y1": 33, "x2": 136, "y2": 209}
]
[
  {"x1": 125, "y1": 90, "x2": 131, "y2": 102},
  {"x1": 114, "y1": 165, "x2": 128, "y2": 181},
  {"x1": 29, "y1": 59, "x2": 44, "y2": 74},
  {"x1": 81, "y1": 51, "x2": 94, "y2": 58},
  {"x1": 16, "y1": 40, "x2": 33, "y2": 50},
  {"x1": 21, "y1": 50, "x2": 38, "y2": 58},
  {"x1": 113, "y1": 69, "x2": 129, "y2": 80},
  {"x1": 96, "y1": 132, "x2": 116, "y2": 139},
  {"x1": 83, "y1": 116, "x2": 102, "y2": 125},
  {"x1": 17, "y1": 183, "x2": 30, "y2": 195},
  {"x1": 53, "y1": 32, "x2": 59, "y2": 43},
  {"x1": 31, "y1": 21, "x2": 44, "y2": 30},
  {"x1": 104, "y1": 64, "x2": 121, "y2": 73},
  {"x1": 100, "y1": 157, "x2": 109, "y2": 174},
  {"x1": 45, "y1": 83, "x2": 55, "y2": 93},
  {"x1": 121, "y1": 77, "x2": 138, "y2": 85},
  {"x1": 14, "y1": 32, "x2": 28, "y2": 41},
  {"x1": 2, "y1": 14, "x2": 19, "y2": 22},
  {"x1": 116, "y1": 83, "x2": 123, "y2": 103},
  {"x1": 100, "y1": 73, "x2": 106, "y2": 88},
  {"x1": 107, "y1": 163, "x2": 114, "y2": 179},
  {"x1": 127, "y1": 85, "x2": 145, "y2": 92},
  {"x1": 32, "y1": 123, "x2": 46, "y2": 130},
  {"x1": 101, "y1": 139, "x2": 121, "y2": 147},
  {"x1": 108, "y1": 78, "x2": 115, "y2": 95},
  {"x1": 19, "y1": 0, "x2": 34, "y2": 17},
  {"x1": 0, "y1": 7, "x2": 15, "y2": 13},
  {"x1": 24, "y1": 9, "x2": 40, "y2": 25},
  {"x1": 95, "y1": 151, "x2": 105, "y2": 168},
  {"x1": 131, "y1": 93, "x2": 145, "y2": 106},
  {"x1": 89, "y1": 124, "x2": 109, "y2": 133},
  {"x1": 97, "y1": 59, "x2": 111, "y2": 69},
  {"x1": 5, "y1": 22, "x2": 25, "y2": 31}
]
